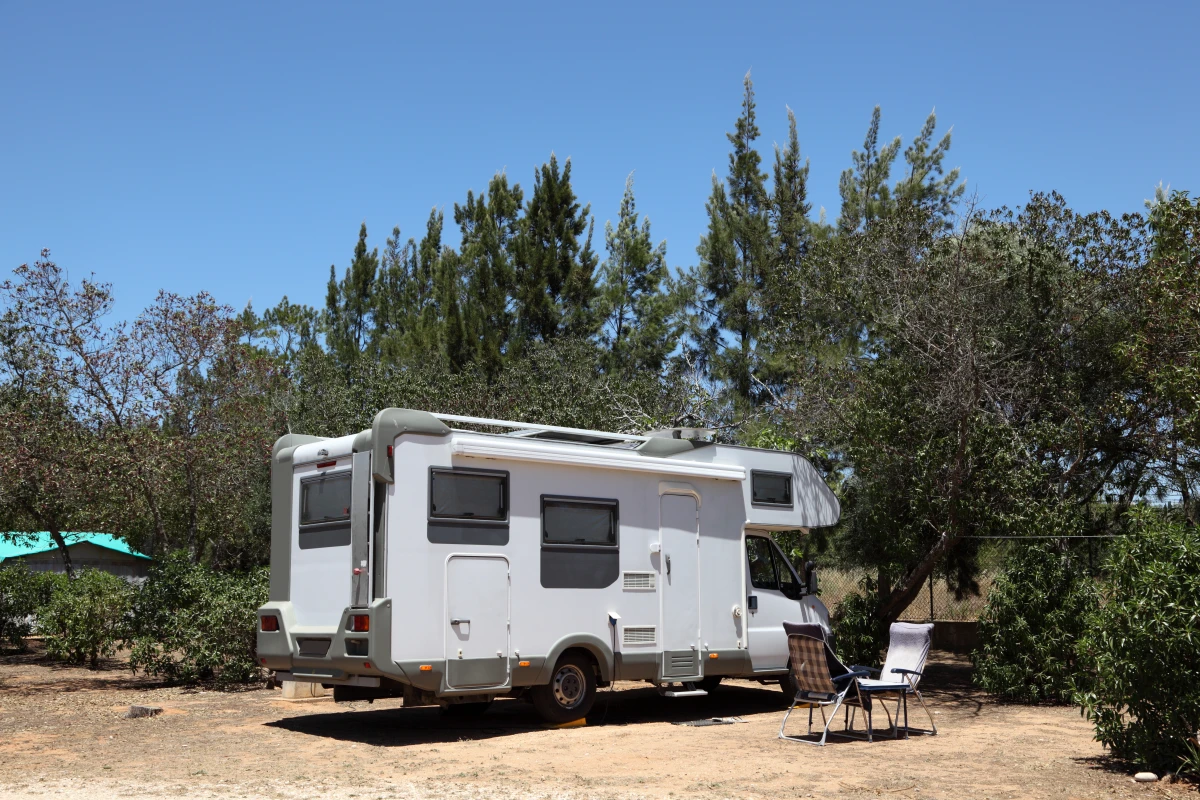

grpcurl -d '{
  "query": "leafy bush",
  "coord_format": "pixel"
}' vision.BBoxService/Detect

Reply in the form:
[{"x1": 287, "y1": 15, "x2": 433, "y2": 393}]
[
  {"x1": 1074, "y1": 511, "x2": 1200, "y2": 775},
  {"x1": 0, "y1": 564, "x2": 64, "y2": 649},
  {"x1": 128, "y1": 552, "x2": 269, "y2": 685},
  {"x1": 38, "y1": 569, "x2": 133, "y2": 668},
  {"x1": 973, "y1": 541, "x2": 1097, "y2": 702},
  {"x1": 832, "y1": 577, "x2": 887, "y2": 668}
]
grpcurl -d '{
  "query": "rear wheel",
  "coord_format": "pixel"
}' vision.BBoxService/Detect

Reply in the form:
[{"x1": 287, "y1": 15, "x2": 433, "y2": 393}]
[
  {"x1": 697, "y1": 675, "x2": 723, "y2": 693},
  {"x1": 531, "y1": 653, "x2": 597, "y2": 724}
]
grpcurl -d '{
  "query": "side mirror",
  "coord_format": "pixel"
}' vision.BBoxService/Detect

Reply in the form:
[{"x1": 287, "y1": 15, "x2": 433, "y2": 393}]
[{"x1": 805, "y1": 561, "x2": 818, "y2": 595}]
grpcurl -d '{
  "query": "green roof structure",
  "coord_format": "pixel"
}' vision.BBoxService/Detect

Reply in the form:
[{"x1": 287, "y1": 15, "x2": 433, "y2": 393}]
[{"x1": 0, "y1": 532, "x2": 151, "y2": 564}]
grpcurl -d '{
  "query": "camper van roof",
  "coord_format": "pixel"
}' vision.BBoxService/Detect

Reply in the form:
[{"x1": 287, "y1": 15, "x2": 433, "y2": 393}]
[{"x1": 430, "y1": 413, "x2": 650, "y2": 447}]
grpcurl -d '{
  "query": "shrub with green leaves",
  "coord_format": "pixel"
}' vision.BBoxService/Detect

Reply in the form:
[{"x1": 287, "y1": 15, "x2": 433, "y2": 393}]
[
  {"x1": 973, "y1": 541, "x2": 1097, "y2": 702},
  {"x1": 1075, "y1": 511, "x2": 1200, "y2": 776},
  {"x1": 0, "y1": 564, "x2": 64, "y2": 649},
  {"x1": 38, "y1": 569, "x2": 133, "y2": 668},
  {"x1": 128, "y1": 552, "x2": 268, "y2": 686},
  {"x1": 832, "y1": 577, "x2": 888, "y2": 668}
]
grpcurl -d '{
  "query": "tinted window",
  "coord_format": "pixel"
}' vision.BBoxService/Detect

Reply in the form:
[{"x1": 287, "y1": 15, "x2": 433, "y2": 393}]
[
  {"x1": 430, "y1": 469, "x2": 507, "y2": 521},
  {"x1": 747, "y1": 536, "x2": 778, "y2": 590},
  {"x1": 300, "y1": 474, "x2": 351, "y2": 524},
  {"x1": 752, "y1": 471, "x2": 793, "y2": 507},
  {"x1": 772, "y1": 540, "x2": 802, "y2": 599},
  {"x1": 543, "y1": 498, "x2": 617, "y2": 546}
]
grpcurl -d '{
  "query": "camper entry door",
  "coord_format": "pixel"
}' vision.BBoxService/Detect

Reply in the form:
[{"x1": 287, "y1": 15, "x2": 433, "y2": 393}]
[{"x1": 659, "y1": 493, "x2": 702, "y2": 681}]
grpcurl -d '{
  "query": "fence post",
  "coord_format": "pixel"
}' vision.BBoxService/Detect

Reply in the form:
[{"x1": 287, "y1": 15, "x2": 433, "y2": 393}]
[{"x1": 928, "y1": 569, "x2": 934, "y2": 622}]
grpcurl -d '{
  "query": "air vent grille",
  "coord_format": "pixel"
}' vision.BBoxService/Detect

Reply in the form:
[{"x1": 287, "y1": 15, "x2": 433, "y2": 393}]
[
  {"x1": 623, "y1": 626, "x2": 656, "y2": 645},
  {"x1": 623, "y1": 571, "x2": 656, "y2": 590}
]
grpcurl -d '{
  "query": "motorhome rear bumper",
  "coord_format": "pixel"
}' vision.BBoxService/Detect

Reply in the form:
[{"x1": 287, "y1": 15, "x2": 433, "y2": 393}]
[{"x1": 256, "y1": 598, "x2": 405, "y2": 684}]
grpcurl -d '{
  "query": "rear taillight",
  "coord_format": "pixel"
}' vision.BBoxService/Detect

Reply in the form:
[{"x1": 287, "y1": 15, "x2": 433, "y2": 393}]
[
  {"x1": 260, "y1": 615, "x2": 279, "y2": 632},
  {"x1": 349, "y1": 614, "x2": 370, "y2": 632}
]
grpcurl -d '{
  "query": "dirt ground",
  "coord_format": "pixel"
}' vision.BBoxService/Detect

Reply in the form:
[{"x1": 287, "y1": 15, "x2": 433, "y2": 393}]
[{"x1": 0, "y1": 645, "x2": 1190, "y2": 800}]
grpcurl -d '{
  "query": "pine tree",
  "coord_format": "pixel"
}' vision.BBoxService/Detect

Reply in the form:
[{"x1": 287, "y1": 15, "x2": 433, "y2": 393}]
[
  {"x1": 435, "y1": 247, "x2": 470, "y2": 370},
  {"x1": 597, "y1": 173, "x2": 674, "y2": 375},
  {"x1": 894, "y1": 108, "x2": 965, "y2": 229},
  {"x1": 323, "y1": 223, "x2": 379, "y2": 369},
  {"x1": 837, "y1": 106, "x2": 902, "y2": 233},
  {"x1": 514, "y1": 154, "x2": 598, "y2": 346},
  {"x1": 455, "y1": 172, "x2": 523, "y2": 376},
  {"x1": 771, "y1": 107, "x2": 812, "y2": 272},
  {"x1": 694, "y1": 71, "x2": 773, "y2": 402},
  {"x1": 371, "y1": 225, "x2": 415, "y2": 364},
  {"x1": 407, "y1": 208, "x2": 445, "y2": 358}
]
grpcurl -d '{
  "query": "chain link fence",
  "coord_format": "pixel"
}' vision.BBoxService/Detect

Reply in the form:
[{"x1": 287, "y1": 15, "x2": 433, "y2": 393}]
[
  {"x1": 814, "y1": 541, "x2": 1013, "y2": 622},
  {"x1": 812, "y1": 536, "x2": 1112, "y2": 622}
]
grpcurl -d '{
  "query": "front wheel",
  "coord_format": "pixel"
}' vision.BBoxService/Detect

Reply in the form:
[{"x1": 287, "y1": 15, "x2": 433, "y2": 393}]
[
  {"x1": 697, "y1": 675, "x2": 723, "y2": 693},
  {"x1": 780, "y1": 666, "x2": 800, "y2": 706},
  {"x1": 531, "y1": 653, "x2": 597, "y2": 724}
]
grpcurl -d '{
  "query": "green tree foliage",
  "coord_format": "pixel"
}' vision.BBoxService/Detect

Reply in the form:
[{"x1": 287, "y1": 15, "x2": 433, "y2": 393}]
[
  {"x1": 0, "y1": 564, "x2": 62, "y2": 649},
  {"x1": 38, "y1": 569, "x2": 133, "y2": 669},
  {"x1": 455, "y1": 173, "x2": 524, "y2": 376},
  {"x1": 894, "y1": 109, "x2": 965, "y2": 229},
  {"x1": 831, "y1": 576, "x2": 887, "y2": 668},
  {"x1": 837, "y1": 106, "x2": 902, "y2": 233},
  {"x1": 515, "y1": 154, "x2": 599, "y2": 345},
  {"x1": 1075, "y1": 511, "x2": 1200, "y2": 774},
  {"x1": 596, "y1": 174, "x2": 675, "y2": 375},
  {"x1": 324, "y1": 222, "x2": 379, "y2": 368},
  {"x1": 764, "y1": 194, "x2": 1148, "y2": 623},
  {"x1": 974, "y1": 542, "x2": 1098, "y2": 702},
  {"x1": 128, "y1": 552, "x2": 269, "y2": 685},
  {"x1": 693, "y1": 72, "x2": 773, "y2": 403}
]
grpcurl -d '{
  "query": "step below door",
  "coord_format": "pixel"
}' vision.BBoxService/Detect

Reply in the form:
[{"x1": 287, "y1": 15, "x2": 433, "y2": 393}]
[{"x1": 445, "y1": 555, "x2": 511, "y2": 690}]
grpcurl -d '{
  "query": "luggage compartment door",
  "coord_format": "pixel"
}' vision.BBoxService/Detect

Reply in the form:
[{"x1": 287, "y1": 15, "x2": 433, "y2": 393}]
[
  {"x1": 444, "y1": 555, "x2": 511, "y2": 690},
  {"x1": 660, "y1": 492, "x2": 702, "y2": 681}
]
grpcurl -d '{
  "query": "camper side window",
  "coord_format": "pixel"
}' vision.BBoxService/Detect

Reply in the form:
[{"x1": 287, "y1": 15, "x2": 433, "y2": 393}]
[
  {"x1": 429, "y1": 468, "x2": 507, "y2": 521},
  {"x1": 751, "y1": 470, "x2": 793, "y2": 507},
  {"x1": 542, "y1": 497, "x2": 618, "y2": 546}
]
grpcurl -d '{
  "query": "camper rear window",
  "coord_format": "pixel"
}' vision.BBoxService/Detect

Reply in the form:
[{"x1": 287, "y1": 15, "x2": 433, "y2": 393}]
[
  {"x1": 429, "y1": 468, "x2": 507, "y2": 521},
  {"x1": 751, "y1": 470, "x2": 793, "y2": 507},
  {"x1": 300, "y1": 473, "x2": 352, "y2": 524},
  {"x1": 542, "y1": 497, "x2": 618, "y2": 546}
]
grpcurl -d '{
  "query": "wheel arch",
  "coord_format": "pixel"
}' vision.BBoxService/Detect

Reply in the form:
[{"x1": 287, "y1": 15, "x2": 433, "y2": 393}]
[{"x1": 535, "y1": 634, "x2": 614, "y2": 684}]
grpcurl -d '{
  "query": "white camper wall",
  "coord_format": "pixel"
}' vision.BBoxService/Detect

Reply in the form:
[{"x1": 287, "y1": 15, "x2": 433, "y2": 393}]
[{"x1": 386, "y1": 432, "x2": 751, "y2": 675}]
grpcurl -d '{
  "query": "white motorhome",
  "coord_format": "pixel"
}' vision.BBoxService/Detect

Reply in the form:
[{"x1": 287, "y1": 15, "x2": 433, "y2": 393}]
[{"x1": 257, "y1": 409, "x2": 840, "y2": 722}]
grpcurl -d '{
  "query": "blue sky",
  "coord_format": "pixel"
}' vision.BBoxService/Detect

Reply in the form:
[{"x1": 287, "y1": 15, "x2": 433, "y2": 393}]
[{"x1": 2, "y1": 1, "x2": 1196, "y2": 320}]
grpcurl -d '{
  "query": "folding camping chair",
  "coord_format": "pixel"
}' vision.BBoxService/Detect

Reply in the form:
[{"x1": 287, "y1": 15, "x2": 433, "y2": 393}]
[
  {"x1": 853, "y1": 621, "x2": 938, "y2": 738},
  {"x1": 778, "y1": 622, "x2": 874, "y2": 745}
]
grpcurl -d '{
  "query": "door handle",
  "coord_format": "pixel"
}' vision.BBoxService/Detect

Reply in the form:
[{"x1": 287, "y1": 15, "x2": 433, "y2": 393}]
[
  {"x1": 451, "y1": 618, "x2": 470, "y2": 625},
  {"x1": 666, "y1": 554, "x2": 671, "y2": 576}
]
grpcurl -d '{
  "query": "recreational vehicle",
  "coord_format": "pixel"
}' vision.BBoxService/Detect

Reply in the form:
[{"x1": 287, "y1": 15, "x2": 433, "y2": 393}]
[{"x1": 257, "y1": 409, "x2": 840, "y2": 723}]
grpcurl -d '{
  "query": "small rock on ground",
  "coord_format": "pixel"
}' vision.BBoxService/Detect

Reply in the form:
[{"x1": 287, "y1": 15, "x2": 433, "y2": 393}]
[{"x1": 124, "y1": 705, "x2": 163, "y2": 719}]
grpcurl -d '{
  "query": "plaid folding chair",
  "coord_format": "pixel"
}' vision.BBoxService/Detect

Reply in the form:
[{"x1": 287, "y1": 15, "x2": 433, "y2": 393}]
[
  {"x1": 853, "y1": 622, "x2": 938, "y2": 738},
  {"x1": 778, "y1": 622, "x2": 873, "y2": 745}
]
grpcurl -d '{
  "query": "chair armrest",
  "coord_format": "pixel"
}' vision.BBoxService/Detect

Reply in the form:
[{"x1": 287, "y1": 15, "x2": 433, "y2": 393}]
[
  {"x1": 893, "y1": 668, "x2": 923, "y2": 677},
  {"x1": 831, "y1": 670, "x2": 871, "y2": 685},
  {"x1": 851, "y1": 665, "x2": 881, "y2": 675}
]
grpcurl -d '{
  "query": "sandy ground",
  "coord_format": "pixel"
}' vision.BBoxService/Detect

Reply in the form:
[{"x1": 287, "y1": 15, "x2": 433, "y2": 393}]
[{"x1": 0, "y1": 646, "x2": 1190, "y2": 800}]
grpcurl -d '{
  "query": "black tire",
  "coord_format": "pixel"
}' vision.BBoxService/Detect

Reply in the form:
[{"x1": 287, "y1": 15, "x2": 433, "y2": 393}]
[
  {"x1": 531, "y1": 652, "x2": 597, "y2": 724},
  {"x1": 697, "y1": 675, "x2": 723, "y2": 693},
  {"x1": 780, "y1": 666, "x2": 800, "y2": 706},
  {"x1": 440, "y1": 700, "x2": 492, "y2": 717}
]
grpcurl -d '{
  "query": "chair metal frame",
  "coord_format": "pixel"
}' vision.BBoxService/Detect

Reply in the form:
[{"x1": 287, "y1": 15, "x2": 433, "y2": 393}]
[{"x1": 778, "y1": 626, "x2": 873, "y2": 745}]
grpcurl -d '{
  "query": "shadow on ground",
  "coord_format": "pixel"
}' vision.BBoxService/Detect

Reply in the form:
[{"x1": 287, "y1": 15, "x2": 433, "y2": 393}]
[{"x1": 265, "y1": 682, "x2": 797, "y2": 746}]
